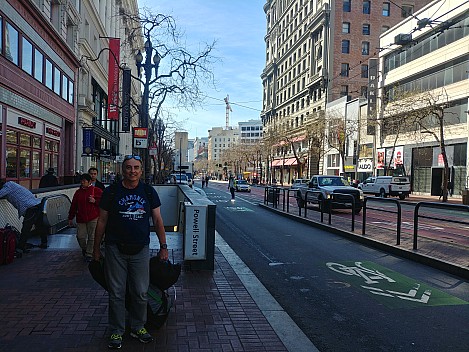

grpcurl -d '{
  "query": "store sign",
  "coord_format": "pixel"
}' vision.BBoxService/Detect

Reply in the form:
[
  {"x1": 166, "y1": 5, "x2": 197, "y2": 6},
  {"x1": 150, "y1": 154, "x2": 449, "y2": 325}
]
[
  {"x1": 357, "y1": 158, "x2": 373, "y2": 172},
  {"x1": 133, "y1": 127, "x2": 148, "y2": 149},
  {"x1": 18, "y1": 116, "x2": 36, "y2": 129},
  {"x1": 367, "y1": 58, "x2": 378, "y2": 135},
  {"x1": 46, "y1": 127, "x2": 61, "y2": 138}
]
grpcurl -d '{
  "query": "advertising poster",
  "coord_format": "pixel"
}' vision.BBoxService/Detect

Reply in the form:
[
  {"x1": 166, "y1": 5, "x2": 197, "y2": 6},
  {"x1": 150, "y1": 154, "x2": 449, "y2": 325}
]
[
  {"x1": 377, "y1": 148, "x2": 385, "y2": 169},
  {"x1": 393, "y1": 146, "x2": 404, "y2": 168}
]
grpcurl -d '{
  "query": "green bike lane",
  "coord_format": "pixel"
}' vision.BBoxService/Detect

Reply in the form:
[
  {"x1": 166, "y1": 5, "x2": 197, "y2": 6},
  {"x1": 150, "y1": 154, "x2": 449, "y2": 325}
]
[{"x1": 203, "y1": 183, "x2": 469, "y2": 351}]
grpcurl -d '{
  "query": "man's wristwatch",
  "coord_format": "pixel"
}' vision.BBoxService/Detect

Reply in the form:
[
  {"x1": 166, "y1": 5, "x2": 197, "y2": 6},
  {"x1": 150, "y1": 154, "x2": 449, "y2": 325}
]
[{"x1": 160, "y1": 243, "x2": 168, "y2": 249}]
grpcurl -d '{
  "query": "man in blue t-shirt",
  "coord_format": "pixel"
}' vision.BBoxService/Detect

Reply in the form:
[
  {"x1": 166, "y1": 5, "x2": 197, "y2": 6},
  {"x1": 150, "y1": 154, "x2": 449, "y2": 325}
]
[{"x1": 93, "y1": 156, "x2": 168, "y2": 350}]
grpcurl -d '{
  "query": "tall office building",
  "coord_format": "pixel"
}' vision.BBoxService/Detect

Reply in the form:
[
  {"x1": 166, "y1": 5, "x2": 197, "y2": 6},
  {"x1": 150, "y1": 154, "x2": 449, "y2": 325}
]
[{"x1": 261, "y1": 0, "x2": 431, "y2": 180}]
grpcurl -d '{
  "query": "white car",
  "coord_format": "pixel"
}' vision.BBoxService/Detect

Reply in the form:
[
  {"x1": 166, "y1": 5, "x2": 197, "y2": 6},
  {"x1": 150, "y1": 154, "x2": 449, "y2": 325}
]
[
  {"x1": 235, "y1": 179, "x2": 251, "y2": 192},
  {"x1": 359, "y1": 176, "x2": 411, "y2": 199}
]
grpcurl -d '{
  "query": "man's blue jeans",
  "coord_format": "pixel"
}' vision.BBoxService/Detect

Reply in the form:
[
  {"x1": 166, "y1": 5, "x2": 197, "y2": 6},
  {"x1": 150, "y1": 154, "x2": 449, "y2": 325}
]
[{"x1": 104, "y1": 243, "x2": 150, "y2": 336}]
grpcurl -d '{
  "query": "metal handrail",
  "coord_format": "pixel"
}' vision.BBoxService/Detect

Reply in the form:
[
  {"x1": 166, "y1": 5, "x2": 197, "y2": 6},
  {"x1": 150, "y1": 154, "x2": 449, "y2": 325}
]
[
  {"x1": 413, "y1": 201, "x2": 469, "y2": 250},
  {"x1": 363, "y1": 197, "x2": 402, "y2": 245},
  {"x1": 330, "y1": 193, "x2": 356, "y2": 232}
]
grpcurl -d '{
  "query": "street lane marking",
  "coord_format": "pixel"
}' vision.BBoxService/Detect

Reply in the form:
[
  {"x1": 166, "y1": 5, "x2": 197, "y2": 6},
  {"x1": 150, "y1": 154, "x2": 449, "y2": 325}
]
[{"x1": 326, "y1": 261, "x2": 468, "y2": 308}]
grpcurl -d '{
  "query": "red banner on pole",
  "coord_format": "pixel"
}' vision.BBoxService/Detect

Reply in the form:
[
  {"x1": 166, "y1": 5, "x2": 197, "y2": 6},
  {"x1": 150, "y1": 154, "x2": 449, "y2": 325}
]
[{"x1": 108, "y1": 38, "x2": 120, "y2": 120}]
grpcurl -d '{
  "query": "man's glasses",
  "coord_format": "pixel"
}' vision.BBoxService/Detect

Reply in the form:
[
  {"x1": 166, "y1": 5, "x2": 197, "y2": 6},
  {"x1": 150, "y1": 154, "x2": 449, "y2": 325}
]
[{"x1": 124, "y1": 155, "x2": 142, "y2": 161}]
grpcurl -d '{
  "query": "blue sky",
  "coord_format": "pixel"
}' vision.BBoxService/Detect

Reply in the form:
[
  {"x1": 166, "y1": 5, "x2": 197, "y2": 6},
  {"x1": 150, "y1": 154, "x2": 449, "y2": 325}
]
[{"x1": 139, "y1": 0, "x2": 266, "y2": 139}]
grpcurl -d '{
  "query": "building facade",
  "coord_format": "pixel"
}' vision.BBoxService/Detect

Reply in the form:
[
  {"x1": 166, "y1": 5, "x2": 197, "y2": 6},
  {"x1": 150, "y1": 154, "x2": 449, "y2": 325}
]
[
  {"x1": 261, "y1": 0, "x2": 432, "y2": 184},
  {"x1": 76, "y1": 0, "x2": 141, "y2": 182},
  {"x1": 0, "y1": 0, "x2": 80, "y2": 188},
  {"x1": 377, "y1": 0, "x2": 469, "y2": 196},
  {"x1": 238, "y1": 119, "x2": 263, "y2": 144}
]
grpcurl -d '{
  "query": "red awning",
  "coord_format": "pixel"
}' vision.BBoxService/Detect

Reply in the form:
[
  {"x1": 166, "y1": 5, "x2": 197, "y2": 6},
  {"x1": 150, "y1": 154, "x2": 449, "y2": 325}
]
[
  {"x1": 271, "y1": 160, "x2": 281, "y2": 167},
  {"x1": 284, "y1": 158, "x2": 298, "y2": 166}
]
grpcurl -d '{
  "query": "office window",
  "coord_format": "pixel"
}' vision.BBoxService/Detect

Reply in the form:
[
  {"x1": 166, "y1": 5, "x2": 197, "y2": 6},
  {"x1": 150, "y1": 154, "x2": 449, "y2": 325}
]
[
  {"x1": 341, "y1": 63, "x2": 349, "y2": 77},
  {"x1": 53, "y1": 66, "x2": 61, "y2": 95},
  {"x1": 401, "y1": 5, "x2": 413, "y2": 18},
  {"x1": 62, "y1": 75, "x2": 68, "y2": 100},
  {"x1": 363, "y1": 1, "x2": 371, "y2": 14},
  {"x1": 21, "y1": 37, "x2": 33, "y2": 75},
  {"x1": 0, "y1": 16, "x2": 2, "y2": 53},
  {"x1": 341, "y1": 40, "x2": 350, "y2": 54},
  {"x1": 34, "y1": 49, "x2": 43, "y2": 82},
  {"x1": 362, "y1": 24, "x2": 370, "y2": 35},
  {"x1": 342, "y1": 22, "x2": 350, "y2": 33},
  {"x1": 340, "y1": 85, "x2": 349, "y2": 97},
  {"x1": 359, "y1": 64, "x2": 368, "y2": 78},
  {"x1": 343, "y1": 0, "x2": 351, "y2": 12},
  {"x1": 383, "y1": 2, "x2": 390, "y2": 16},
  {"x1": 360, "y1": 86, "x2": 368, "y2": 97},
  {"x1": 362, "y1": 41, "x2": 370, "y2": 55},
  {"x1": 45, "y1": 59, "x2": 53, "y2": 89},
  {"x1": 68, "y1": 80, "x2": 74, "y2": 104},
  {"x1": 5, "y1": 23, "x2": 19, "y2": 65}
]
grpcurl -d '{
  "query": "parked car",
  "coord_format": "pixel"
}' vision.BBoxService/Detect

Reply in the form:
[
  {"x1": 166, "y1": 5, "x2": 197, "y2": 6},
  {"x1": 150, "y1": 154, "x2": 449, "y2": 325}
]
[
  {"x1": 358, "y1": 176, "x2": 411, "y2": 199},
  {"x1": 296, "y1": 175, "x2": 364, "y2": 213},
  {"x1": 291, "y1": 178, "x2": 310, "y2": 189},
  {"x1": 234, "y1": 179, "x2": 251, "y2": 192}
]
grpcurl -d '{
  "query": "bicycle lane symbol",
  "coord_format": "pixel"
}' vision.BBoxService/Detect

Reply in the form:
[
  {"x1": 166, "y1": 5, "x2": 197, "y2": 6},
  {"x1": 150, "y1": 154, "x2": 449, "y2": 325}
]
[{"x1": 325, "y1": 261, "x2": 468, "y2": 308}]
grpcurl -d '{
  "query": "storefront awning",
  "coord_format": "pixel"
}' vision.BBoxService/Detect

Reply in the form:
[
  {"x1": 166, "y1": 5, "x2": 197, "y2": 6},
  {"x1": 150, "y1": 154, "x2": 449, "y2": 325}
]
[
  {"x1": 284, "y1": 158, "x2": 298, "y2": 166},
  {"x1": 271, "y1": 160, "x2": 281, "y2": 167}
]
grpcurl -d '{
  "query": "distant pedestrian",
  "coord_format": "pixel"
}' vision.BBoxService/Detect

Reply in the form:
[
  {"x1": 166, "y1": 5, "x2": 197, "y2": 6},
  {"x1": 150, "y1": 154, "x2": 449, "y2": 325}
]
[
  {"x1": 0, "y1": 179, "x2": 48, "y2": 251},
  {"x1": 39, "y1": 167, "x2": 59, "y2": 188},
  {"x1": 68, "y1": 174, "x2": 102, "y2": 262},
  {"x1": 74, "y1": 172, "x2": 81, "y2": 183},
  {"x1": 448, "y1": 180, "x2": 454, "y2": 197},
  {"x1": 88, "y1": 167, "x2": 105, "y2": 191},
  {"x1": 205, "y1": 175, "x2": 209, "y2": 187},
  {"x1": 202, "y1": 176, "x2": 205, "y2": 188},
  {"x1": 228, "y1": 176, "x2": 235, "y2": 200}
]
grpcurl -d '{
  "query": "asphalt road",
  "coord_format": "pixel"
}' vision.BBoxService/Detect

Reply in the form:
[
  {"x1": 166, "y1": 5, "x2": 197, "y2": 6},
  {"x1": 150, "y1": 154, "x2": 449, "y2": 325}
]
[{"x1": 202, "y1": 182, "x2": 469, "y2": 352}]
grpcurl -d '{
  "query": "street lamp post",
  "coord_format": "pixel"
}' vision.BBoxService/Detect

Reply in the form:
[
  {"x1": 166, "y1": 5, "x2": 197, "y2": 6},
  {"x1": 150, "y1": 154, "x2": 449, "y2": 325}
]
[
  {"x1": 135, "y1": 38, "x2": 161, "y2": 184},
  {"x1": 156, "y1": 118, "x2": 165, "y2": 184}
]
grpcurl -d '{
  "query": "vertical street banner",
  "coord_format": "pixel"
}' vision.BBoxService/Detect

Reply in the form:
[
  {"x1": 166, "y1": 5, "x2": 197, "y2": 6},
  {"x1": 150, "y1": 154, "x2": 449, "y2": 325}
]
[
  {"x1": 367, "y1": 58, "x2": 378, "y2": 135},
  {"x1": 108, "y1": 38, "x2": 120, "y2": 120},
  {"x1": 82, "y1": 127, "x2": 94, "y2": 155},
  {"x1": 121, "y1": 68, "x2": 131, "y2": 132}
]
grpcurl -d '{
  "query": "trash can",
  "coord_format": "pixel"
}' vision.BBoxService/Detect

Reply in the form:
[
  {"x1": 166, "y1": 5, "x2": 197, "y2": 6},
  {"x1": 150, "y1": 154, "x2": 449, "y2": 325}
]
[
  {"x1": 267, "y1": 188, "x2": 280, "y2": 205},
  {"x1": 462, "y1": 189, "x2": 469, "y2": 205}
]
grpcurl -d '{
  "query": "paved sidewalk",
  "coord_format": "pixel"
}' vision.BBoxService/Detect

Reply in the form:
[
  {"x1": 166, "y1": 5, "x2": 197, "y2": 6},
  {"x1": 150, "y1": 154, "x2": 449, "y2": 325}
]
[{"x1": 0, "y1": 229, "x2": 314, "y2": 352}]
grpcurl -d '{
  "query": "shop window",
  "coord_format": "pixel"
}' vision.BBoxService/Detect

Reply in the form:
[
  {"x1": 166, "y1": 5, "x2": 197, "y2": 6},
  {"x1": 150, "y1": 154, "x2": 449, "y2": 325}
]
[
  {"x1": 6, "y1": 130, "x2": 18, "y2": 144},
  {"x1": 19, "y1": 150, "x2": 31, "y2": 178},
  {"x1": 32, "y1": 151, "x2": 41, "y2": 177},
  {"x1": 5, "y1": 22, "x2": 19, "y2": 64},
  {"x1": 20, "y1": 133, "x2": 31, "y2": 147},
  {"x1": 6, "y1": 148, "x2": 17, "y2": 178}
]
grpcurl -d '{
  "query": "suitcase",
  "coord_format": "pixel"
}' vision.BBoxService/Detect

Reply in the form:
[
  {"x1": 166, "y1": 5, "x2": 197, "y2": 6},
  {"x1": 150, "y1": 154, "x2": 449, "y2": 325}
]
[{"x1": 0, "y1": 225, "x2": 20, "y2": 265}]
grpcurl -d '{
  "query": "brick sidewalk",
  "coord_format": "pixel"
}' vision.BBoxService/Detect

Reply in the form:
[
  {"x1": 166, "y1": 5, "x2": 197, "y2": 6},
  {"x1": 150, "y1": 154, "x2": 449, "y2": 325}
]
[{"x1": 0, "y1": 241, "x2": 287, "y2": 352}]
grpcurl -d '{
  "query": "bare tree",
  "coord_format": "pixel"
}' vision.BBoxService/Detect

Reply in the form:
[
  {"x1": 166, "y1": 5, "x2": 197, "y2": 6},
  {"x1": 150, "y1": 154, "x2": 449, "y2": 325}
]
[
  {"x1": 383, "y1": 88, "x2": 457, "y2": 202},
  {"x1": 324, "y1": 109, "x2": 360, "y2": 175}
]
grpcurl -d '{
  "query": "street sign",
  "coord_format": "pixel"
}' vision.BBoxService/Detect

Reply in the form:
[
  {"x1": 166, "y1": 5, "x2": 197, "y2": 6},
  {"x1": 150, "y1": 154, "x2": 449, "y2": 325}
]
[
  {"x1": 133, "y1": 127, "x2": 148, "y2": 149},
  {"x1": 149, "y1": 147, "x2": 157, "y2": 156}
]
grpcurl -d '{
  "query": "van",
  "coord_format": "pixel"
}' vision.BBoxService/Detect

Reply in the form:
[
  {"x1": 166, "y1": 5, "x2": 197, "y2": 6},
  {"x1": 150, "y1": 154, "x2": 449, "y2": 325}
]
[{"x1": 359, "y1": 176, "x2": 411, "y2": 199}]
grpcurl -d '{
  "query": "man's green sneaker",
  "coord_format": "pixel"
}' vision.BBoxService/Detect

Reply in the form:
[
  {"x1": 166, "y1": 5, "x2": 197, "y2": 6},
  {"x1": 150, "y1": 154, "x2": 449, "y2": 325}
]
[
  {"x1": 130, "y1": 327, "x2": 153, "y2": 344},
  {"x1": 108, "y1": 334, "x2": 122, "y2": 349}
]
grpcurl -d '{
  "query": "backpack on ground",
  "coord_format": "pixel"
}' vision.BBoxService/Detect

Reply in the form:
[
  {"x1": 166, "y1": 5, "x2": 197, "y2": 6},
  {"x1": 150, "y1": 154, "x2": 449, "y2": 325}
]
[{"x1": 0, "y1": 224, "x2": 20, "y2": 265}]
